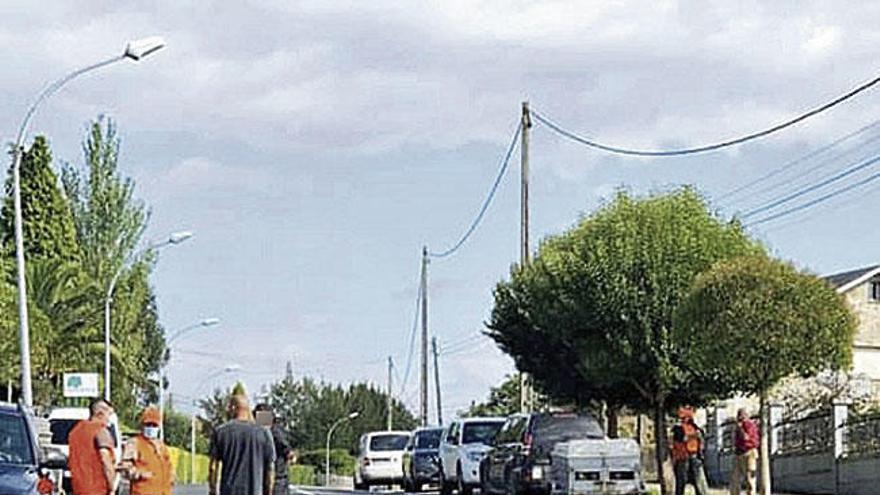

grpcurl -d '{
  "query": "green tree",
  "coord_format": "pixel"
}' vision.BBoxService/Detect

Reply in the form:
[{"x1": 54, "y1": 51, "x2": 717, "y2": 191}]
[
  {"x1": 62, "y1": 118, "x2": 163, "y2": 418},
  {"x1": 2, "y1": 136, "x2": 80, "y2": 263},
  {"x1": 487, "y1": 188, "x2": 763, "y2": 494},
  {"x1": 674, "y1": 256, "x2": 857, "y2": 495},
  {"x1": 464, "y1": 374, "x2": 542, "y2": 417}
]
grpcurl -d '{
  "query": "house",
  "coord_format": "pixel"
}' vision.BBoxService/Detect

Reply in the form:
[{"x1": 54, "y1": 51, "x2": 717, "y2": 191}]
[{"x1": 824, "y1": 264, "x2": 880, "y2": 391}]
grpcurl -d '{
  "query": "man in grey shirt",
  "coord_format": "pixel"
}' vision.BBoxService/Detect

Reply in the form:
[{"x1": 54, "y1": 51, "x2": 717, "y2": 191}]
[{"x1": 209, "y1": 395, "x2": 276, "y2": 495}]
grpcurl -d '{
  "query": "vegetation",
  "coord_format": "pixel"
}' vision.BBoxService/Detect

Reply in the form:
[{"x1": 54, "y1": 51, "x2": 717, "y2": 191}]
[
  {"x1": 674, "y1": 255, "x2": 856, "y2": 495},
  {"x1": 487, "y1": 188, "x2": 764, "y2": 495},
  {"x1": 0, "y1": 119, "x2": 164, "y2": 422}
]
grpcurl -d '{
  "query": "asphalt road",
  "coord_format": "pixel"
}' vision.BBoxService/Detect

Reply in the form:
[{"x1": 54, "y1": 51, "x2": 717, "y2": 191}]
[{"x1": 174, "y1": 485, "x2": 432, "y2": 495}]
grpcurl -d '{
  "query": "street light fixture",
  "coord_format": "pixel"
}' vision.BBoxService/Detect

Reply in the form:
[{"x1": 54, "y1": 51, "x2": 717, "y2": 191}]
[
  {"x1": 159, "y1": 317, "x2": 221, "y2": 440},
  {"x1": 11, "y1": 36, "x2": 166, "y2": 406},
  {"x1": 326, "y1": 411, "x2": 360, "y2": 486},
  {"x1": 104, "y1": 230, "x2": 193, "y2": 401}
]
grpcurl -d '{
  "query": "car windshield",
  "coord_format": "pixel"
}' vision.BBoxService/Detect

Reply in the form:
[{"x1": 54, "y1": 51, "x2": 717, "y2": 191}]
[
  {"x1": 462, "y1": 422, "x2": 504, "y2": 445},
  {"x1": 50, "y1": 419, "x2": 80, "y2": 445},
  {"x1": 370, "y1": 434, "x2": 410, "y2": 451},
  {"x1": 415, "y1": 429, "x2": 442, "y2": 449},
  {"x1": 0, "y1": 413, "x2": 35, "y2": 465},
  {"x1": 533, "y1": 414, "x2": 604, "y2": 449}
]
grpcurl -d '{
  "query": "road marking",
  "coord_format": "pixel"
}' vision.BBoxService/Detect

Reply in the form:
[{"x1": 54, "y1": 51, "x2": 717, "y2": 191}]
[{"x1": 295, "y1": 489, "x2": 315, "y2": 495}]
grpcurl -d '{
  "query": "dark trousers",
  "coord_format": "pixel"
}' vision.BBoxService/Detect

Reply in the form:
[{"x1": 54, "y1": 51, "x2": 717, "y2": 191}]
[{"x1": 674, "y1": 456, "x2": 709, "y2": 495}]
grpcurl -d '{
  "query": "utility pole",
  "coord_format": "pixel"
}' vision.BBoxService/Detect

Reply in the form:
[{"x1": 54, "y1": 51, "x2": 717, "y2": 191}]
[
  {"x1": 420, "y1": 246, "x2": 429, "y2": 426},
  {"x1": 520, "y1": 101, "x2": 533, "y2": 413},
  {"x1": 432, "y1": 337, "x2": 443, "y2": 426},
  {"x1": 387, "y1": 356, "x2": 394, "y2": 431}
]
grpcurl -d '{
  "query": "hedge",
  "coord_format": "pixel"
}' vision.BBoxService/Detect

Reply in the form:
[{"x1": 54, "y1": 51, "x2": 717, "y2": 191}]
[{"x1": 168, "y1": 446, "x2": 210, "y2": 484}]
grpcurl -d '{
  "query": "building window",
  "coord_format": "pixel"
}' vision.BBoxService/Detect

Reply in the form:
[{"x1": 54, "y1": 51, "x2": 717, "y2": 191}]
[{"x1": 871, "y1": 282, "x2": 880, "y2": 302}]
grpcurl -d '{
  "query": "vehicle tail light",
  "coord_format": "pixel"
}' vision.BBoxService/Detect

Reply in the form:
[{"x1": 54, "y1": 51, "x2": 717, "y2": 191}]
[
  {"x1": 522, "y1": 432, "x2": 533, "y2": 454},
  {"x1": 609, "y1": 471, "x2": 635, "y2": 480},
  {"x1": 37, "y1": 477, "x2": 54, "y2": 495}
]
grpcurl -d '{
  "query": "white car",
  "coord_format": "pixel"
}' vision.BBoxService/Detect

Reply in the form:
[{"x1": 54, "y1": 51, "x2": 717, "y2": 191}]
[
  {"x1": 45, "y1": 407, "x2": 122, "y2": 494},
  {"x1": 439, "y1": 417, "x2": 506, "y2": 495},
  {"x1": 355, "y1": 431, "x2": 412, "y2": 490}
]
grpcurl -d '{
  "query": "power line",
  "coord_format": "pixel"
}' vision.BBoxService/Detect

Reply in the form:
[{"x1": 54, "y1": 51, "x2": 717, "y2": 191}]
[
  {"x1": 741, "y1": 154, "x2": 880, "y2": 219},
  {"x1": 399, "y1": 263, "x2": 423, "y2": 397},
  {"x1": 746, "y1": 163, "x2": 880, "y2": 227},
  {"x1": 531, "y1": 72, "x2": 880, "y2": 157},
  {"x1": 428, "y1": 122, "x2": 522, "y2": 258},
  {"x1": 717, "y1": 119, "x2": 880, "y2": 202}
]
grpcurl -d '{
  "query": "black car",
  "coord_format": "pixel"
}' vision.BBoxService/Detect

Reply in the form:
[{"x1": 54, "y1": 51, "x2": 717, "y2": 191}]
[
  {"x1": 0, "y1": 402, "x2": 67, "y2": 495},
  {"x1": 481, "y1": 412, "x2": 604, "y2": 495},
  {"x1": 402, "y1": 427, "x2": 444, "y2": 492}
]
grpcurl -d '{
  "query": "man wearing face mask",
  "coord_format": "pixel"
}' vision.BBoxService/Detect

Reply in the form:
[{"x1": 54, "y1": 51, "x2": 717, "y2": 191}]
[{"x1": 121, "y1": 406, "x2": 174, "y2": 495}]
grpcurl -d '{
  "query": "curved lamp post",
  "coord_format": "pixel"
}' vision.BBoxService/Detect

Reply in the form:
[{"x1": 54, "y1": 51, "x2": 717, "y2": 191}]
[
  {"x1": 326, "y1": 411, "x2": 360, "y2": 486},
  {"x1": 104, "y1": 230, "x2": 192, "y2": 401},
  {"x1": 159, "y1": 317, "x2": 221, "y2": 440},
  {"x1": 12, "y1": 36, "x2": 166, "y2": 406}
]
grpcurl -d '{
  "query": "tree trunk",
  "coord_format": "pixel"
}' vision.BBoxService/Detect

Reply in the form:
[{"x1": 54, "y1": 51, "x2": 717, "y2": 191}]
[
  {"x1": 606, "y1": 405, "x2": 619, "y2": 439},
  {"x1": 653, "y1": 403, "x2": 673, "y2": 495},
  {"x1": 759, "y1": 391, "x2": 772, "y2": 495}
]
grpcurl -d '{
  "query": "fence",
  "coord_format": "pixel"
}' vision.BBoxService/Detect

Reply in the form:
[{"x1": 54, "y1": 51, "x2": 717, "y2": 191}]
[{"x1": 703, "y1": 402, "x2": 880, "y2": 495}]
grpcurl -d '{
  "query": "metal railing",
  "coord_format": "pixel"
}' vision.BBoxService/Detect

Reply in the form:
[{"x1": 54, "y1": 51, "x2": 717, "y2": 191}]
[
  {"x1": 776, "y1": 412, "x2": 833, "y2": 456},
  {"x1": 843, "y1": 413, "x2": 880, "y2": 458}
]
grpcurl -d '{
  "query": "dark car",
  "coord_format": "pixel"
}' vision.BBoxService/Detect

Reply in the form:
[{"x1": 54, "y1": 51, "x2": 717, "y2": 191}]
[
  {"x1": 403, "y1": 427, "x2": 444, "y2": 492},
  {"x1": 0, "y1": 401, "x2": 67, "y2": 495},
  {"x1": 481, "y1": 412, "x2": 604, "y2": 495}
]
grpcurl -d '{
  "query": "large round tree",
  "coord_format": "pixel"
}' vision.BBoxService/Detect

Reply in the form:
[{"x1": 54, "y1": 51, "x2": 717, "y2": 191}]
[
  {"x1": 488, "y1": 187, "x2": 764, "y2": 494},
  {"x1": 674, "y1": 255, "x2": 856, "y2": 495}
]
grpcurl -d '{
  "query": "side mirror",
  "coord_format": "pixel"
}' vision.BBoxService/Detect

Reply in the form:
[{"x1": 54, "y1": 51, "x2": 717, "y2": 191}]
[{"x1": 41, "y1": 447, "x2": 67, "y2": 470}]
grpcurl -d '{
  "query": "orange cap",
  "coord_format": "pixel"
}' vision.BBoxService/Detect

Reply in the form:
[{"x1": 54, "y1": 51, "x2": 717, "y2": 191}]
[{"x1": 141, "y1": 406, "x2": 162, "y2": 425}]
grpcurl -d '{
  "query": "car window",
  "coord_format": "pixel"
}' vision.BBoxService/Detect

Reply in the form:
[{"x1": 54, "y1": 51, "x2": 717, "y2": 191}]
[
  {"x1": 370, "y1": 434, "x2": 410, "y2": 451},
  {"x1": 533, "y1": 414, "x2": 604, "y2": 449},
  {"x1": 415, "y1": 429, "x2": 442, "y2": 449},
  {"x1": 49, "y1": 419, "x2": 79, "y2": 445},
  {"x1": 495, "y1": 417, "x2": 518, "y2": 444},
  {"x1": 0, "y1": 413, "x2": 35, "y2": 465},
  {"x1": 445, "y1": 423, "x2": 459, "y2": 445},
  {"x1": 462, "y1": 422, "x2": 503, "y2": 445}
]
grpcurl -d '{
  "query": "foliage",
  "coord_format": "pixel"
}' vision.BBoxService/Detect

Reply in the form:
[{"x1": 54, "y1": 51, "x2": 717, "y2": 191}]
[
  {"x1": 487, "y1": 188, "x2": 764, "y2": 494},
  {"x1": 464, "y1": 374, "x2": 551, "y2": 417},
  {"x1": 299, "y1": 449, "x2": 356, "y2": 476},
  {"x1": 163, "y1": 402, "x2": 209, "y2": 453},
  {"x1": 2, "y1": 136, "x2": 80, "y2": 263},
  {"x1": 674, "y1": 256, "x2": 857, "y2": 398},
  {"x1": 168, "y1": 446, "x2": 210, "y2": 484},
  {"x1": 290, "y1": 465, "x2": 317, "y2": 486},
  {"x1": 770, "y1": 371, "x2": 875, "y2": 419},
  {"x1": 264, "y1": 362, "x2": 418, "y2": 454}
]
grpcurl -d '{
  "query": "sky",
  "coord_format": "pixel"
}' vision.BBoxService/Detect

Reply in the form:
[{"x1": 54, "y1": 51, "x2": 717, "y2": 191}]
[{"x1": 3, "y1": 1, "x2": 880, "y2": 420}]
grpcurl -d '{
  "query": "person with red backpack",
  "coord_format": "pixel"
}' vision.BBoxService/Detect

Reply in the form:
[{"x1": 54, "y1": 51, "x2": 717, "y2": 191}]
[{"x1": 671, "y1": 406, "x2": 709, "y2": 495}]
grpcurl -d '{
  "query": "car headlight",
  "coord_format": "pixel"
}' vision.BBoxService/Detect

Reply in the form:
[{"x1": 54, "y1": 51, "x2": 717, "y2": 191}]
[
  {"x1": 467, "y1": 452, "x2": 483, "y2": 462},
  {"x1": 531, "y1": 465, "x2": 544, "y2": 480}
]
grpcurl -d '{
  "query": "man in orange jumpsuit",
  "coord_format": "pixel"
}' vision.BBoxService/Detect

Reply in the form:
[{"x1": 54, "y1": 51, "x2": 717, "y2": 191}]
[
  {"x1": 69, "y1": 399, "x2": 117, "y2": 495},
  {"x1": 121, "y1": 406, "x2": 174, "y2": 495},
  {"x1": 671, "y1": 406, "x2": 709, "y2": 495}
]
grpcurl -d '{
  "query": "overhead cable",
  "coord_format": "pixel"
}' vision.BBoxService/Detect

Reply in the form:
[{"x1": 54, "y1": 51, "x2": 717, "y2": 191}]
[
  {"x1": 717, "y1": 119, "x2": 880, "y2": 202},
  {"x1": 746, "y1": 166, "x2": 880, "y2": 227},
  {"x1": 398, "y1": 267, "x2": 423, "y2": 397},
  {"x1": 428, "y1": 122, "x2": 522, "y2": 258},
  {"x1": 741, "y1": 154, "x2": 880, "y2": 219},
  {"x1": 531, "y1": 73, "x2": 880, "y2": 157}
]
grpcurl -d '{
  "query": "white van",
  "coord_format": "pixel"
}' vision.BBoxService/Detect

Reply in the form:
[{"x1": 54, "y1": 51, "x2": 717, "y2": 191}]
[
  {"x1": 354, "y1": 431, "x2": 412, "y2": 490},
  {"x1": 45, "y1": 407, "x2": 122, "y2": 494}
]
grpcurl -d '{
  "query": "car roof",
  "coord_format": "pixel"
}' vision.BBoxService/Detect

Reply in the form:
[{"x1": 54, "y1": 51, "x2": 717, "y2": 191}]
[
  {"x1": 366, "y1": 430, "x2": 411, "y2": 438},
  {"x1": 457, "y1": 417, "x2": 506, "y2": 423},
  {"x1": 47, "y1": 407, "x2": 90, "y2": 420},
  {"x1": 413, "y1": 426, "x2": 444, "y2": 433},
  {"x1": 0, "y1": 401, "x2": 22, "y2": 415}
]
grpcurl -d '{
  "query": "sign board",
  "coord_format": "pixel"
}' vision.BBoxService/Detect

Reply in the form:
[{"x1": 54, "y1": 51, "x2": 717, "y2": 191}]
[{"x1": 63, "y1": 373, "x2": 100, "y2": 398}]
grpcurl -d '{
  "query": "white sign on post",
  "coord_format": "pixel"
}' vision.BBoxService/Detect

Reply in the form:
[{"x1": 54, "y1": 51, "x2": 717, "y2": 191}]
[{"x1": 63, "y1": 373, "x2": 100, "y2": 398}]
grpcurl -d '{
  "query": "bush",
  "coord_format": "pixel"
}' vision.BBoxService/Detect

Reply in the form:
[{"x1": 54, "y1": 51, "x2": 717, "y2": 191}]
[
  {"x1": 290, "y1": 464, "x2": 317, "y2": 486},
  {"x1": 168, "y1": 446, "x2": 210, "y2": 484},
  {"x1": 298, "y1": 449, "x2": 356, "y2": 476}
]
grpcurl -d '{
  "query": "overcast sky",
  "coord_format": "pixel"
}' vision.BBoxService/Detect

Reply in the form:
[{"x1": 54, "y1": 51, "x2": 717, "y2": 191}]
[{"x1": 3, "y1": 1, "x2": 880, "y2": 418}]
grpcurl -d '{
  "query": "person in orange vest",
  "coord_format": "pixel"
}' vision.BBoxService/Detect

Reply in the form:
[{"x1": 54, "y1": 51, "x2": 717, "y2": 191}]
[
  {"x1": 68, "y1": 399, "x2": 117, "y2": 495},
  {"x1": 671, "y1": 406, "x2": 709, "y2": 495},
  {"x1": 121, "y1": 406, "x2": 174, "y2": 495}
]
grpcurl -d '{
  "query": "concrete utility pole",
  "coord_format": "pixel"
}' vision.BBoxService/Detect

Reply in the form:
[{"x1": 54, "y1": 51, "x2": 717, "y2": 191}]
[
  {"x1": 387, "y1": 356, "x2": 393, "y2": 431},
  {"x1": 520, "y1": 101, "x2": 533, "y2": 413},
  {"x1": 432, "y1": 337, "x2": 443, "y2": 426},
  {"x1": 420, "y1": 246, "x2": 429, "y2": 426}
]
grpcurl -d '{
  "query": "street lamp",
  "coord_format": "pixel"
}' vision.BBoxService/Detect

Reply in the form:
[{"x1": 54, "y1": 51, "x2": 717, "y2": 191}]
[
  {"x1": 104, "y1": 230, "x2": 193, "y2": 401},
  {"x1": 190, "y1": 364, "x2": 241, "y2": 483},
  {"x1": 11, "y1": 36, "x2": 166, "y2": 406},
  {"x1": 326, "y1": 411, "x2": 360, "y2": 486},
  {"x1": 159, "y1": 317, "x2": 221, "y2": 440}
]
